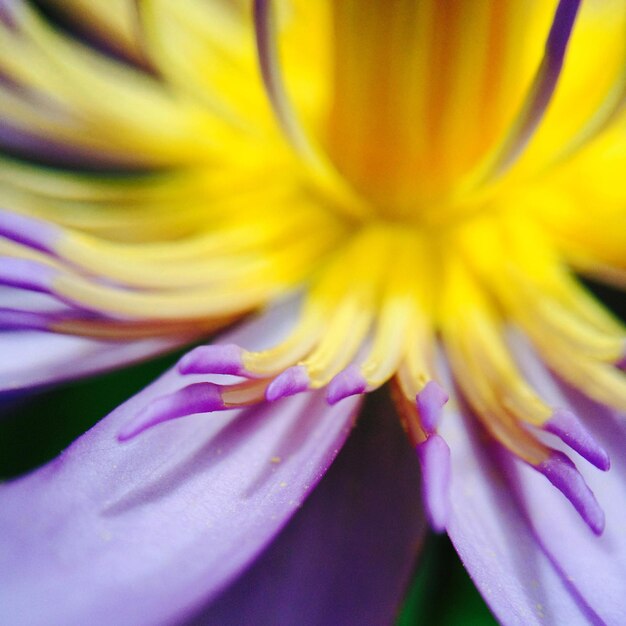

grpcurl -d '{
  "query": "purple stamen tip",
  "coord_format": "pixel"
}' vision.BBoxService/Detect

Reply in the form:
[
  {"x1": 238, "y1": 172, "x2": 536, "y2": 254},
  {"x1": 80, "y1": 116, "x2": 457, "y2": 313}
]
[
  {"x1": 0, "y1": 257, "x2": 58, "y2": 293},
  {"x1": 416, "y1": 434, "x2": 451, "y2": 533},
  {"x1": 0, "y1": 210, "x2": 61, "y2": 253},
  {"x1": 118, "y1": 382, "x2": 224, "y2": 442},
  {"x1": 326, "y1": 365, "x2": 367, "y2": 405},
  {"x1": 265, "y1": 366, "x2": 310, "y2": 402},
  {"x1": 545, "y1": 408, "x2": 610, "y2": 471},
  {"x1": 536, "y1": 451, "x2": 605, "y2": 535},
  {"x1": 178, "y1": 344, "x2": 245, "y2": 376},
  {"x1": 416, "y1": 380, "x2": 449, "y2": 434}
]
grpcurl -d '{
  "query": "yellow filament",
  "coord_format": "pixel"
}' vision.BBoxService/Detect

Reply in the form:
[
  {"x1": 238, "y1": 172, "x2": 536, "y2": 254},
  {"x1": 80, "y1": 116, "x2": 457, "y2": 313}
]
[
  {"x1": 221, "y1": 379, "x2": 270, "y2": 407},
  {"x1": 306, "y1": 227, "x2": 398, "y2": 385},
  {"x1": 52, "y1": 233, "x2": 333, "y2": 320},
  {"x1": 53, "y1": 203, "x2": 341, "y2": 288},
  {"x1": 396, "y1": 326, "x2": 435, "y2": 402},
  {"x1": 441, "y1": 256, "x2": 550, "y2": 464},
  {"x1": 390, "y1": 378, "x2": 428, "y2": 446},
  {"x1": 357, "y1": 231, "x2": 424, "y2": 389},
  {"x1": 50, "y1": 316, "x2": 231, "y2": 340},
  {"x1": 529, "y1": 337, "x2": 626, "y2": 411},
  {"x1": 241, "y1": 301, "x2": 327, "y2": 377},
  {"x1": 460, "y1": 214, "x2": 625, "y2": 358},
  {"x1": 459, "y1": 213, "x2": 626, "y2": 415},
  {"x1": 0, "y1": 5, "x2": 224, "y2": 163}
]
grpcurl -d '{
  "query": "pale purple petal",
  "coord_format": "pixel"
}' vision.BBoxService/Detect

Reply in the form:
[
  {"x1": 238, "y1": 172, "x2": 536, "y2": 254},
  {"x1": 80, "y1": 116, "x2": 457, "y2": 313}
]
[
  {"x1": 0, "y1": 329, "x2": 183, "y2": 396},
  {"x1": 192, "y1": 393, "x2": 427, "y2": 626},
  {"x1": 0, "y1": 287, "x2": 182, "y2": 395},
  {"x1": 508, "y1": 336, "x2": 626, "y2": 625},
  {"x1": 0, "y1": 292, "x2": 301, "y2": 396},
  {"x1": 0, "y1": 359, "x2": 361, "y2": 625},
  {"x1": 441, "y1": 403, "x2": 598, "y2": 625}
]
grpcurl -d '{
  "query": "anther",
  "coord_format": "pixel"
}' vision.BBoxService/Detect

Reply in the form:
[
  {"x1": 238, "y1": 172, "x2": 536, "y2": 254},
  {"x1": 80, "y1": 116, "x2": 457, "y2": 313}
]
[
  {"x1": 178, "y1": 344, "x2": 246, "y2": 377},
  {"x1": 544, "y1": 408, "x2": 610, "y2": 471},
  {"x1": 417, "y1": 434, "x2": 451, "y2": 533},
  {"x1": 265, "y1": 365, "x2": 310, "y2": 402},
  {"x1": 535, "y1": 451, "x2": 605, "y2": 535},
  {"x1": 118, "y1": 382, "x2": 224, "y2": 441}
]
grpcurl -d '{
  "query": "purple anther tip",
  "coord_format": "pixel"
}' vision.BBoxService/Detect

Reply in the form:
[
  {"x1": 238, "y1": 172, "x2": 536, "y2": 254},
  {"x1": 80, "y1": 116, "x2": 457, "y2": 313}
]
[
  {"x1": 0, "y1": 257, "x2": 58, "y2": 293},
  {"x1": 416, "y1": 434, "x2": 451, "y2": 533},
  {"x1": 178, "y1": 344, "x2": 245, "y2": 376},
  {"x1": 0, "y1": 210, "x2": 61, "y2": 253},
  {"x1": 536, "y1": 451, "x2": 605, "y2": 535},
  {"x1": 118, "y1": 382, "x2": 223, "y2": 442},
  {"x1": 265, "y1": 366, "x2": 310, "y2": 402},
  {"x1": 545, "y1": 409, "x2": 610, "y2": 471},
  {"x1": 416, "y1": 380, "x2": 449, "y2": 434},
  {"x1": 326, "y1": 365, "x2": 367, "y2": 405}
]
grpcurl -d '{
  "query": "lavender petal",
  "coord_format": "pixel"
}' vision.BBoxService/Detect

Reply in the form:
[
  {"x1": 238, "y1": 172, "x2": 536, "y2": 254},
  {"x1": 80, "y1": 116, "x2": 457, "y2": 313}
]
[
  {"x1": 0, "y1": 362, "x2": 361, "y2": 626},
  {"x1": 194, "y1": 393, "x2": 427, "y2": 626},
  {"x1": 507, "y1": 335, "x2": 626, "y2": 625},
  {"x1": 441, "y1": 403, "x2": 597, "y2": 625}
]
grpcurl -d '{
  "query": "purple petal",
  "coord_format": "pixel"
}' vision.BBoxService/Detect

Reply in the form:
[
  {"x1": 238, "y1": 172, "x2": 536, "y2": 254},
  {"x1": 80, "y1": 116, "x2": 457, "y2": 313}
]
[
  {"x1": 0, "y1": 291, "x2": 299, "y2": 396},
  {"x1": 0, "y1": 329, "x2": 182, "y2": 396},
  {"x1": 192, "y1": 393, "x2": 427, "y2": 626},
  {"x1": 0, "y1": 209, "x2": 61, "y2": 254},
  {"x1": 0, "y1": 362, "x2": 361, "y2": 625},
  {"x1": 507, "y1": 337, "x2": 626, "y2": 625},
  {"x1": 441, "y1": 403, "x2": 598, "y2": 625}
]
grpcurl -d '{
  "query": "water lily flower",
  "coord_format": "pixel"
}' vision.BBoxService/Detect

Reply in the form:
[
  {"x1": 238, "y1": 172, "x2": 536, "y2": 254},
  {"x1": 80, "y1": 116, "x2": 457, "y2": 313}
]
[{"x1": 0, "y1": 0, "x2": 625, "y2": 624}]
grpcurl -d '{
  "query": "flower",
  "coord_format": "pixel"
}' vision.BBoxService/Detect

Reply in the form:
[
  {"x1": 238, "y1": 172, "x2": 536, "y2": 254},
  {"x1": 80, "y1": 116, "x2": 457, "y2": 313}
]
[{"x1": 0, "y1": 0, "x2": 625, "y2": 624}]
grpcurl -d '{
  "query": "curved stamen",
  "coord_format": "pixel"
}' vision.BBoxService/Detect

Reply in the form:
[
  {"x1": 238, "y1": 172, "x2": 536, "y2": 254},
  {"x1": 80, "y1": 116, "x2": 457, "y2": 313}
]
[
  {"x1": 536, "y1": 451, "x2": 605, "y2": 535},
  {"x1": 548, "y1": 67, "x2": 626, "y2": 168},
  {"x1": 471, "y1": 0, "x2": 582, "y2": 186},
  {"x1": 417, "y1": 433, "x2": 451, "y2": 533},
  {"x1": 252, "y1": 0, "x2": 370, "y2": 221}
]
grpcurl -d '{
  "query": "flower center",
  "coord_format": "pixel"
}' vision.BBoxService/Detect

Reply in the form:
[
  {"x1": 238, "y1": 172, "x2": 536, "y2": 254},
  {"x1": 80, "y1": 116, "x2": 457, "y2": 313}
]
[{"x1": 254, "y1": 0, "x2": 580, "y2": 230}]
